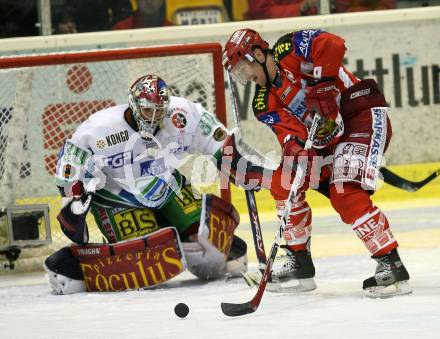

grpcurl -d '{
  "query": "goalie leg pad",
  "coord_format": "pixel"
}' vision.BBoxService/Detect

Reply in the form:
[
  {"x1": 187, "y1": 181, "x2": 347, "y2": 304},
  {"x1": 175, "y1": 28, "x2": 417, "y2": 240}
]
[
  {"x1": 44, "y1": 247, "x2": 86, "y2": 295},
  {"x1": 71, "y1": 227, "x2": 186, "y2": 292},
  {"x1": 184, "y1": 194, "x2": 243, "y2": 280},
  {"x1": 226, "y1": 235, "x2": 248, "y2": 277}
]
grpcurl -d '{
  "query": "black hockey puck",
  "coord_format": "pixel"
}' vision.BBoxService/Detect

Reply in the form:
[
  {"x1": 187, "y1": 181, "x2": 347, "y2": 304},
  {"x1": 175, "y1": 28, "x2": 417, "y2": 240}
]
[{"x1": 174, "y1": 303, "x2": 189, "y2": 318}]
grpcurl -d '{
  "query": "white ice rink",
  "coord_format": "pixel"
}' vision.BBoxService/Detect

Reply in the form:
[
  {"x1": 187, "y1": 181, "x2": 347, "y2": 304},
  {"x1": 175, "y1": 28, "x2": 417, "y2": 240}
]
[{"x1": 1, "y1": 205, "x2": 439, "y2": 339}]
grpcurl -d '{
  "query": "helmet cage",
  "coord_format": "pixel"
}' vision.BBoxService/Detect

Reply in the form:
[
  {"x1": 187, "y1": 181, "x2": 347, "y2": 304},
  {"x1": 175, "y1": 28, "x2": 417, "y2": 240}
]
[{"x1": 128, "y1": 75, "x2": 169, "y2": 137}]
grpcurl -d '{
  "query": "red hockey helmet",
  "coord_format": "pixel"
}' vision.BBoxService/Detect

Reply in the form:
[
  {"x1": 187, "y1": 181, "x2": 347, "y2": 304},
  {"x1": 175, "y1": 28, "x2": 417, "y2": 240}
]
[
  {"x1": 128, "y1": 74, "x2": 170, "y2": 137},
  {"x1": 222, "y1": 28, "x2": 269, "y2": 72}
]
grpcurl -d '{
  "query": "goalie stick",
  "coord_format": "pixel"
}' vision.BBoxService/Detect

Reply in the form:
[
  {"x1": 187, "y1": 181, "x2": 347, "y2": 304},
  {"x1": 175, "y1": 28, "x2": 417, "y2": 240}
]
[
  {"x1": 221, "y1": 113, "x2": 321, "y2": 317},
  {"x1": 379, "y1": 167, "x2": 440, "y2": 192},
  {"x1": 226, "y1": 73, "x2": 267, "y2": 273}
]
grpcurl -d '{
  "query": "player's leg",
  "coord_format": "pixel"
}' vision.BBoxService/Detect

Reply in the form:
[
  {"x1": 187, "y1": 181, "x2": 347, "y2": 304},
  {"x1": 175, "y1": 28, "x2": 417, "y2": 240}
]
[
  {"x1": 331, "y1": 92, "x2": 411, "y2": 297},
  {"x1": 44, "y1": 247, "x2": 86, "y2": 295},
  {"x1": 267, "y1": 167, "x2": 316, "y2": 291},
  {"x1": 330, "y1": 184, "x2": 410, "y2": 297}
]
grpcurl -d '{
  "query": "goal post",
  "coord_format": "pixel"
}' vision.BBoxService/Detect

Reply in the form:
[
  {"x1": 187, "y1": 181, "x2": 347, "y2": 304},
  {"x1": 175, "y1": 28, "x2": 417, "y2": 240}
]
[{"x1": 0, "y1": 42, "x2": 229, "y2": 271}]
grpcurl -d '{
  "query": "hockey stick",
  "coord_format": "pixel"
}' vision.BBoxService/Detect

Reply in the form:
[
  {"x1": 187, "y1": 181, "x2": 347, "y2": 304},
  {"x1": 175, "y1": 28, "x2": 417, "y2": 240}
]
[
  {"x1": 221, "y1": 113, "x2": 321, "y2": 317},
  {"x1": 380, "y1": 167, "x2": 440, "y2": 192},
  {"x1": 226, "y1": 73, "x2": 267, "y2": 273}
]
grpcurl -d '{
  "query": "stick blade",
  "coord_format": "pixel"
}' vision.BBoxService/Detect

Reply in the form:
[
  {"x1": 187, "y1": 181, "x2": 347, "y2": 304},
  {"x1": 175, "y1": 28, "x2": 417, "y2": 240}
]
[{"x1": 221, "y1": 301, "x2": 256, "y2": 317}]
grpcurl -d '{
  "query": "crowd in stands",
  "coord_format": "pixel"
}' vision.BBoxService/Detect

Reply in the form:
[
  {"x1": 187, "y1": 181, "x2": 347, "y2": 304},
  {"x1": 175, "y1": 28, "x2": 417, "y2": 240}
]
[{"x1": 0, "y1": 0, "x2": 439, "y2": 38}]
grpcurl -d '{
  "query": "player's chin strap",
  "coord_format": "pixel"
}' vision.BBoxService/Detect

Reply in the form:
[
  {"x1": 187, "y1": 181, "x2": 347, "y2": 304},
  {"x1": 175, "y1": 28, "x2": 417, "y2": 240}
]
[{"x1": 255, "y1": 49, "x2": 273, "y2": 89}]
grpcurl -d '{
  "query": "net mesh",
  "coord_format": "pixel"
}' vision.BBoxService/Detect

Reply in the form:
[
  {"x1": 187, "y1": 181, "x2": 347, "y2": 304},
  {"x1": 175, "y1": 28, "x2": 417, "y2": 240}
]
[{"x1": 0, "y1": 46, "x2": 224, "y2": 272}]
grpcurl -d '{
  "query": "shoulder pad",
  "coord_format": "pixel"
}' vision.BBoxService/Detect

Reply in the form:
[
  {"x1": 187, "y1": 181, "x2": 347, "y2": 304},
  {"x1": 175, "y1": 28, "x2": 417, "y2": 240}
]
[
  {"x1": 252, "y1": 85, "x2": 270, "y2": 115},
  {"x1": 272, "y1": 33, "x2": 294, "y2": 63}
]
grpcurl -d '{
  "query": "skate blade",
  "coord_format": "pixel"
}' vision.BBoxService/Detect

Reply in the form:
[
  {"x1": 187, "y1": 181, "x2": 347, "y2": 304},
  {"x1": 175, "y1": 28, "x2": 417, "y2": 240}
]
[
  {"x1": 267, "y1": 278, "x2": 317, "y2": 293},
  {"x1": 241, "y1": 271, "x2": 317, "y2": 292},
  {"x1": 365, "y1": 281, "x2": 413, "y2": 299}
]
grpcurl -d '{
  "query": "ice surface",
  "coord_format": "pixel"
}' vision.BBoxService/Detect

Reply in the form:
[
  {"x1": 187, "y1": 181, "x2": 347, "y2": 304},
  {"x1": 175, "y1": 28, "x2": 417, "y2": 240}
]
[{"x1": 1, "y1": 206, "x2": 439, "y2": 339}]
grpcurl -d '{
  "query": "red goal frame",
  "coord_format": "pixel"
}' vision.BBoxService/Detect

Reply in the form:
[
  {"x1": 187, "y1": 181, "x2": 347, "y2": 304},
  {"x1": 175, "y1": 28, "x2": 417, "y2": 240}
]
[{"x1": 0, "y1": 42, "x2": 230, "y2": 201}]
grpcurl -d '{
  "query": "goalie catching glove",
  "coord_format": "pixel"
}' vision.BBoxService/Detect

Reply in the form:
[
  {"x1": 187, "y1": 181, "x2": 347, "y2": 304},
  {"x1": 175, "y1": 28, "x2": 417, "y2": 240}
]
[{"x1": 57, "y1": 181, "x2": 95, "y2": 245}]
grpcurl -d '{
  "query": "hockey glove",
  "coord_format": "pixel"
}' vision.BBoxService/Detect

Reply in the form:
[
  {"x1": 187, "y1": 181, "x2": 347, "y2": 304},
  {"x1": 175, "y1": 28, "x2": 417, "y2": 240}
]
[
  {"x1": 281, "y1": 139, "x2": 317, "y2": 192},
  {"x1": 306, "y1": 80, "x2": 340, "y2": 120},
  {"x1": 57, "y1": 191, "x2": 92, "y2": 245}
]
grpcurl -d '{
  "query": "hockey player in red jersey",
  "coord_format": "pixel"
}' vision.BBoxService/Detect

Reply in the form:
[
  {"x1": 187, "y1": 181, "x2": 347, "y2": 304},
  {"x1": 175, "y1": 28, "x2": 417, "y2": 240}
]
[{"x1": 223, "y1": 28, "x2": 411, "y2": 297}]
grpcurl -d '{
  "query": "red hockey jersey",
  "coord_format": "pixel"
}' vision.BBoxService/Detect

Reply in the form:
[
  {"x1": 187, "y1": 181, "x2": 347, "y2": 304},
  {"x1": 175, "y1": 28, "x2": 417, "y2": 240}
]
[{"x1": 253, "y1": 30, "x2": 359, "y2": 149}]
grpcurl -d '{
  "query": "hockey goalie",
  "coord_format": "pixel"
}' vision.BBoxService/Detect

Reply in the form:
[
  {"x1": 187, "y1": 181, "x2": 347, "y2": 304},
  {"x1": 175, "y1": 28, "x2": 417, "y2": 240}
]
[{"x1": 44, "y1": 74, "x2": 255, "y2": 294}]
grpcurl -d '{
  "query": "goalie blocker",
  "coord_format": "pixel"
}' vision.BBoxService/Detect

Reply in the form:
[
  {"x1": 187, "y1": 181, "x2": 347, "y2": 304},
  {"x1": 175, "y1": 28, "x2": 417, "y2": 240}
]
[{"x1": 45, "y1": 194, "x2": 247, "y2": 294}]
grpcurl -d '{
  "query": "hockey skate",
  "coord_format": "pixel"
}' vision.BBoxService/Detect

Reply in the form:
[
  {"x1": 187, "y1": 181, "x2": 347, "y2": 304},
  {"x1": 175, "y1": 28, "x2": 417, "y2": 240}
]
[
  {"x1": 242, "y1": 245, "x2": 316, "y2": 293},
  {"x1": 363, "y1": 248, "x2": 412, "y2": 299}
]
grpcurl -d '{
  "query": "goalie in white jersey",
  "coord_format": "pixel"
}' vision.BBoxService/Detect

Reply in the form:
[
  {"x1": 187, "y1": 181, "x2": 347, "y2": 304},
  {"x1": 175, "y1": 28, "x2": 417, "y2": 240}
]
[{"x1": 45, "y1": 75, "x2": 255, "y2": 294}]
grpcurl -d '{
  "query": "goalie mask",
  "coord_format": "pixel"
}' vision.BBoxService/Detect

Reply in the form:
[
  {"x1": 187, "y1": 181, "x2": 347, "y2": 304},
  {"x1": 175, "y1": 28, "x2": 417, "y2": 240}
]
[{"x1": 128, "y1": 75, "x2": 170, "y2": 138}]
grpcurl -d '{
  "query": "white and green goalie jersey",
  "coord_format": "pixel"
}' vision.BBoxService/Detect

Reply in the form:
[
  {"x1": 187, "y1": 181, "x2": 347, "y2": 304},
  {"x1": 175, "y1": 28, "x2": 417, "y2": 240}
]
[{"x1": 55, "y1": 96, "x2": 228, "y2": 208}]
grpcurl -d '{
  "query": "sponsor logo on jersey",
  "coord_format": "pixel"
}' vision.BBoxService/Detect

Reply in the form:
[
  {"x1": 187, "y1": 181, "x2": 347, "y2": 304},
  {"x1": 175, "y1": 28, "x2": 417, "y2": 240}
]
[
  {"x1": 284, "y1": 69, "x2": 297, "y2": 84},
  {"x1": 63, "y1": 141, "x2": 89, "y2": 165},
  {"x1": 97, "y1": 130, "x2": 130, "y2": 149},
  {"x1": 294, "y1": 30, "x2": 321, "y2": 61},
  {"x1": 104, "y1": 151, "x2": 133, "y2": 168},
  {"x1": 171, "y1": 112, "x2": 187, "y2": 128},
  {"x1": 140, "y1": 158, "x2": 166, "y2": 176},
  {"x1": 287, "y1": 90, "x2": 307, "y2": 118},
  {"x1": 273, "y1": 34, "x2": 293, "y2": 62},
  {"x1": 313, "y1": 119, "x2": 344, "y2": 148},
  {"x1": 95, "y1": 139, "x2": 107, "y2": 150},
  {"x1": 257, "y1": 111, "x2": 281, "y2": 127},
  {"x1": 213, "y1": 127, "x2": 227, "y2": 141},
  {"x1": 107, "y1": 130, "x2": 129, "y2": 146},
  {"x1": 62, "y1": 164, "x2": 73, "y2": 179},
  {"x1": 280, "y1": 86, "x2": 293, "y2": 101},
  {"x1": 253, "y1": 86, "x2": 269, "y2": 113}
]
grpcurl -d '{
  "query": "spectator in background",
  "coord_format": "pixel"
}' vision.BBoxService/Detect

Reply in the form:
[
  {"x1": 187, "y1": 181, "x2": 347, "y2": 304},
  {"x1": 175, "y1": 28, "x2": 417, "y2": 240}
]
[
  {"x1": 53, "y1": 12, "x2": 78, "y2": 34},
  {"x1": 112, "y1": 0, "x2": 170, "y2": 29},
  {"x1": 245, "y1": 0, "x2": 318, "y2": 20},
  {"x1": 74, "y1": 0, "x2": 133, "y2": 32},
  {"x1": 330, "y1": 0, "x2": 396, "y2": 13},
  {"x1": 0, "y1": 0, "x2": 38, "y2": 38}
]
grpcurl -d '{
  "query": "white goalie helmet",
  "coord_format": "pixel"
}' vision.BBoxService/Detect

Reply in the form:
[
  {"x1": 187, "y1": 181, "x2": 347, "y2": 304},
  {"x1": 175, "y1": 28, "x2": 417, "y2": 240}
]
[{"x1": 128, "y1": 74, "x2": 170, "y2": 137}]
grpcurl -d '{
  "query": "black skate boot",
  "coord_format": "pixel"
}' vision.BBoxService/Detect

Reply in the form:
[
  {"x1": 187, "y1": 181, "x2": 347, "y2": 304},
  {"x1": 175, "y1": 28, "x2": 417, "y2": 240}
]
[
  {"x1": 363, "y1": 248, "x2": 412, "y2": 298},
  {"x1": 240, "y1": 243, "x2": 316, "y2": 292},
  {"x1": 267, "y1": 244, "x2": 316, "y2": 292}
]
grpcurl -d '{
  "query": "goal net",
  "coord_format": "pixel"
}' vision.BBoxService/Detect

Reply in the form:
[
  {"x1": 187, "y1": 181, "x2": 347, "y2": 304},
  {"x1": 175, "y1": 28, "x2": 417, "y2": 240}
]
[{"x1": 0, "y1": 43, "x2": 228, "y2": 272}]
